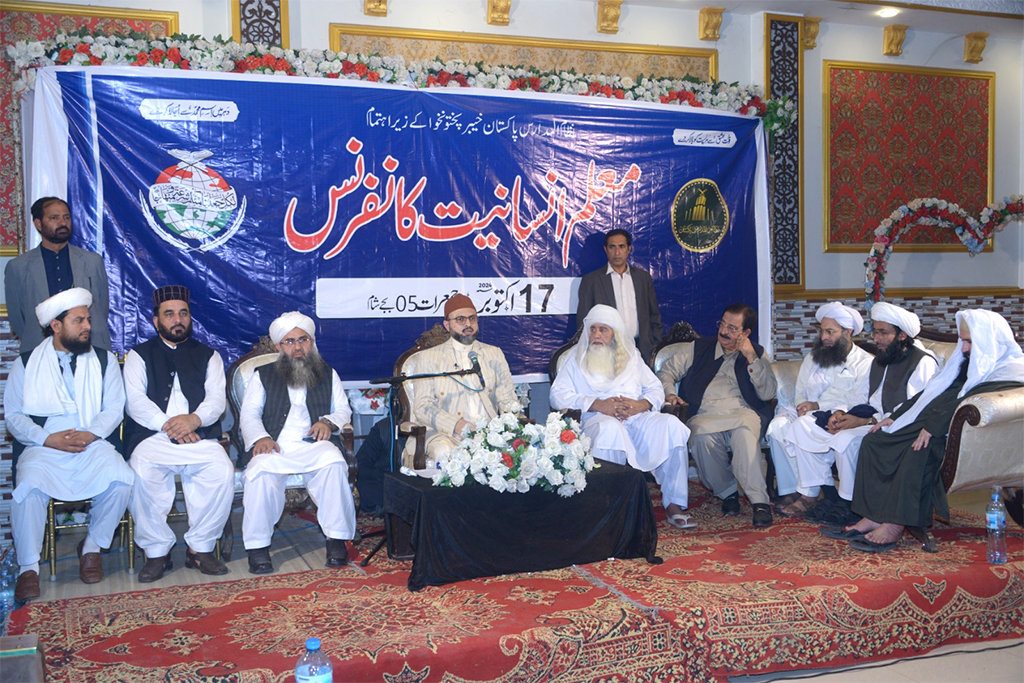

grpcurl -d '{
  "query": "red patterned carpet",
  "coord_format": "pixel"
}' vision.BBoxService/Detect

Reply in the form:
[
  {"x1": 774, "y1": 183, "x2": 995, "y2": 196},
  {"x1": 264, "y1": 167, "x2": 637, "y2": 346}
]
[{"x1": 8, "y1": 486, "x2": 1023, "y2": 682}]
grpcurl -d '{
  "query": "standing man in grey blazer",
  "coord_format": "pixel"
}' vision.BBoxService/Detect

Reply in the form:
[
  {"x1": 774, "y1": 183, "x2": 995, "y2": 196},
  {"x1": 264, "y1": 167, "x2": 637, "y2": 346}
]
[
  {"x1": 576, "y1": 229, "x2": 663, "y2": 363},
  {"x1": 5, "y1": 197, "x2": 111, "y2": 351}
]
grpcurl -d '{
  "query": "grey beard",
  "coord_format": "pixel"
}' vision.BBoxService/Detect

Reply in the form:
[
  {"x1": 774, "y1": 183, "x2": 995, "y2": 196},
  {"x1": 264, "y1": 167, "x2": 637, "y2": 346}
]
[
  {"x1": 582, "y1": 344, "x2": 617, "y2": 379},
  {"x1": 451, "y1": 330, "x2": 478, "y2": 345},
  {"x1": 810, "y1": 333, "x2": 853, "y2": 368},
  {"x1": 276, "y1": 347, "x2": 330, "y2": 389}
]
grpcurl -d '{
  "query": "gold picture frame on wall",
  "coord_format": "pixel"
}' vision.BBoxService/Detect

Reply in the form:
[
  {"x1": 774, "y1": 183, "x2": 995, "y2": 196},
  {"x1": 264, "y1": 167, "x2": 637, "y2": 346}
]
[
  {"x1": 328, "y1": 24, "x2": 717, "y2": 82},
  {"x1": 823, "y1": 60, "x2": 995, "y2": 253}
]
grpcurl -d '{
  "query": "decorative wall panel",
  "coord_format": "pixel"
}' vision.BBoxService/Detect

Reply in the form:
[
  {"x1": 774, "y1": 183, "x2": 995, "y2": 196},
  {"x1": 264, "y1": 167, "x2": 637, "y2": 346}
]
[{"x1": 767, "y1": 16, "x2": 802, "y2": 288}]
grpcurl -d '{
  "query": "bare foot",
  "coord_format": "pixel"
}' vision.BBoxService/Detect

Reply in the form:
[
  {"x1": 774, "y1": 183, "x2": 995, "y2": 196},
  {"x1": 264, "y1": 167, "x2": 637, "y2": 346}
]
[
  {"x1": 847, "y1": 518, "x2": 882, "y2": 534},
  {"x1": 665, "y1": 502, "x2": 686, "y2": 518},
  {"x1": 864, "y1": 523, "x2": 904, "y2": 544}
]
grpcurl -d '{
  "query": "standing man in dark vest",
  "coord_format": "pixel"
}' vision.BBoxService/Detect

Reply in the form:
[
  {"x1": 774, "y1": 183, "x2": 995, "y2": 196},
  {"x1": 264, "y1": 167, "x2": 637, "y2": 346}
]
[
  {"x1": 124, "y1": 286, "x2": 233, "y2": 582},
  {"x1": 5, "y1": 197, "x2": 112, "y2": 351},
  {"x1": 657, "y1": 303, "x2": 778, "y2": 527},
  {"x1": 785, "y1": 302, "x2": 938, "y2": 529},
  {"x1": 576, "y1": 229, "x2": 663, "y2": 363},
  {"x1": 239, "y1": 311, "x2": 355, "y2": 574}
]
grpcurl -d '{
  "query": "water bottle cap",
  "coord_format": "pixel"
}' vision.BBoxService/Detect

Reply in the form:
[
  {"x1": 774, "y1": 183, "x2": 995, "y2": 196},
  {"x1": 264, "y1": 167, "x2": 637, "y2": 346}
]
[{"x1": 306, "y1": 637, "x2": 321, "y2": 650}]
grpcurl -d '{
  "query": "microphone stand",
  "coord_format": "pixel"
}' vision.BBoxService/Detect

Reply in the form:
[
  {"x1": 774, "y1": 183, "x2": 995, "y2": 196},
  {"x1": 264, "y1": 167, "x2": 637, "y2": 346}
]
[{"x1": 358, "y1": 366, "x2": 483, "y2": 567}]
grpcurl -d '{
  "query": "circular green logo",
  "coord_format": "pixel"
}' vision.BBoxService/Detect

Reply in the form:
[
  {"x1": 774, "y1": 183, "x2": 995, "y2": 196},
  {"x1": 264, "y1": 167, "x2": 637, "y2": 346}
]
[{"x1": 671, "y1": 179, "x2": 729, "y2": 252}]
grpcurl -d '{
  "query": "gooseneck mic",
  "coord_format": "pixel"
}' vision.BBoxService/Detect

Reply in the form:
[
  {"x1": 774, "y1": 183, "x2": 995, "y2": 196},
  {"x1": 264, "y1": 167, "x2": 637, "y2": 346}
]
[{"x1": 468, "y1": 351, "x2": 486, "y2": 388}]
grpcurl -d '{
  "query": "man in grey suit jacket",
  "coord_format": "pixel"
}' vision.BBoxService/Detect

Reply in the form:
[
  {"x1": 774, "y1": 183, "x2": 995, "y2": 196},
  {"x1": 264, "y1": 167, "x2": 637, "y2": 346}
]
[
  {"x1": 576, "y1": 229, "x2": 663, "y2": 363},
  {"x1": 5, "y1": 197, "x2": 111, "y2": 351}
]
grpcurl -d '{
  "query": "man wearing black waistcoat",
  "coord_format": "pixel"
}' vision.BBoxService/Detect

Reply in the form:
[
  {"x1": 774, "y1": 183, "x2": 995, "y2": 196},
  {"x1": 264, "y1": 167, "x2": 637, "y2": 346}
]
[
  {"x1": 657, "y1": 303, "x2": 777, "y2": 527},
  {"x1": 124, "y1": 286, "x2": 233, "y2": 582}
]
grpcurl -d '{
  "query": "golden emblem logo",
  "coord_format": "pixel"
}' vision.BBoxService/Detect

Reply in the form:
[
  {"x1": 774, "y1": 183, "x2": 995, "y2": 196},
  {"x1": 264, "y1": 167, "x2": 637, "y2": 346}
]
[{"x1": 671, "y1": 178, "x2": 729, "y2": 252}]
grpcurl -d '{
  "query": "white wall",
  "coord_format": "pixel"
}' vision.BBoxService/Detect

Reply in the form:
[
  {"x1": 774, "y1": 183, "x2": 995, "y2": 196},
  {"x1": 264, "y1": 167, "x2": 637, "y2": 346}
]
[{"x1": 802, "y1": 20, "x2": 1024, "y2": 290}]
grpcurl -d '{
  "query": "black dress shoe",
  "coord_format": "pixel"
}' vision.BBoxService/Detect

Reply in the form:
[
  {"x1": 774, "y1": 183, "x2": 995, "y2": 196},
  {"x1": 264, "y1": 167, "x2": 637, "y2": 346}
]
[
  {"x1": 247, "y1": 547, "x2": 274, "y2": 575},
  {"x1": 752, "y1": 503, "x2": 773, "y2": 528},
  {"x1": 721, "y1": 493, "x2": 741, "y2": 516},
  {"x1": 186, "y1": 549, "x2": 228, "y2": 576},
  {"x1": 138, "y1": 555, "x2": 172, "y2": 583},
  {"x1": 325, "y1": 538, "x2": 349, "y2": 568}
]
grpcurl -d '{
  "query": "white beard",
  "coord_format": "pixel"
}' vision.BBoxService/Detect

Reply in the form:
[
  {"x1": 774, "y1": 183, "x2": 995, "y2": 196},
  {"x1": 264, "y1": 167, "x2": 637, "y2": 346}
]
[{"x1": 582, "y1": 344, "x2": 617, "y2": 379}]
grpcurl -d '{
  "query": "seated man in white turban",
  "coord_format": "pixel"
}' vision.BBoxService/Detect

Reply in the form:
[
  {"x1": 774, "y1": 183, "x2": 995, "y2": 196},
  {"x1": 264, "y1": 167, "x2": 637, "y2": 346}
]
[
  {"x1": 124, "y1": 285, "x2": 234, "y2": 582},
  {"x1": 239, "y1": 312, "x2": 355, "y2": 574},
  {"x1": 551, "y1": 305, "x2": 692, "y2": 527},
  {"x1": 767, "y1": 302, "x2": 873, "y2": 516},
  {"x1": 783, "y1": 302, "x2": 939, "y2": 530},
  {"x1": 844, "y1": 309, "x2": 1024, "y2": 552},
  {"x1": 4, "y1": 288, "x2": 134, "y2": 602}
]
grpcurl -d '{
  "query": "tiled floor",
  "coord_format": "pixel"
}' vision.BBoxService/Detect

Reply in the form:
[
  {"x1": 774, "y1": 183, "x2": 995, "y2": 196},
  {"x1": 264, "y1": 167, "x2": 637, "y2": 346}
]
[{"x1": 8, "y1": 491, "x2": 1022, "y2": 682}]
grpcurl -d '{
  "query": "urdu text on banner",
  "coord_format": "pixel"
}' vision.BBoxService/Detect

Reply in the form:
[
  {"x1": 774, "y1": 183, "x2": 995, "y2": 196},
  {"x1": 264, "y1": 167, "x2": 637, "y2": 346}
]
[{"x1": 31, "y1": 66, "x2": 770, "y2": 383}]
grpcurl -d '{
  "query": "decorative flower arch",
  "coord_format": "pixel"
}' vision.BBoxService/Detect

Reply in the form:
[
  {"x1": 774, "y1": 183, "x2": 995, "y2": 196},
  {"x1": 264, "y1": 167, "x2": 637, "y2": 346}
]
[{"x1": 863, "y1": 194, "x2": 1024, "y2": 311}]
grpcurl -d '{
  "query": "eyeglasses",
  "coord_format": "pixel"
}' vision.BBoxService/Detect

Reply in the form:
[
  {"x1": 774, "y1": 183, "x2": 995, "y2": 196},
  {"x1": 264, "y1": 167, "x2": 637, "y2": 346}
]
[
  {"x1": 280, "y1": 335, "x2": 311, "y2": 347},
  {"x1": 448, "y1": 315, "x2": 478, "y2": 325},
  {"x1": 717, "y1": 320, "x2": 742, "y2": 334}
]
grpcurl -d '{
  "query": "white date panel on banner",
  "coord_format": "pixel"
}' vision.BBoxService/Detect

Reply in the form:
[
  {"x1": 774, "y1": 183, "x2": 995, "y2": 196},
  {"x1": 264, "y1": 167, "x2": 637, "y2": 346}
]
[{"x1": 316, "y1": 277, "x2": 581, "y2": 319}]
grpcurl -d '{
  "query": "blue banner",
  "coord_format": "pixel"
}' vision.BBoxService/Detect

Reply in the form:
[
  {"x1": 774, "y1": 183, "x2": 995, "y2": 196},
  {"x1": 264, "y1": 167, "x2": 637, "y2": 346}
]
[{"x1": 35, "y1": 67, "x2": 769, "y2": 382}]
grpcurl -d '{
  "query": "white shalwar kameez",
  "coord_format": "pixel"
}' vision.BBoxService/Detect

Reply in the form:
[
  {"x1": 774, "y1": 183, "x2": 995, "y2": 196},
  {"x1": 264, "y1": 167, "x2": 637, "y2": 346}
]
[
  {"x1": 5, "y1": 343, "x2": 134, "y2": 566},
  {"x1": 239, "y1": 369, "x2": 355, "y2": 549},
  {"x1": 124, "y1": 346, "x2": 234, "y2": 556},
  {"x1": 784, "y1": 354, "x2": 937, "y2": 500},
  {"x1": 550, "y1": 306, "x2": 690, "y2": 509},
  {"x1": 766, "y1": 345, "x2": 873, "y2": 497}
]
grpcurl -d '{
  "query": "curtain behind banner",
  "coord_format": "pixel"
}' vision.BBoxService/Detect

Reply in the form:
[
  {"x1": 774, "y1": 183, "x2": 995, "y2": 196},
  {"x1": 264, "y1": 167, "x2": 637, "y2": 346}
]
[{"x1": 33, "y1": 66, "x2": 769, "y2": 382}]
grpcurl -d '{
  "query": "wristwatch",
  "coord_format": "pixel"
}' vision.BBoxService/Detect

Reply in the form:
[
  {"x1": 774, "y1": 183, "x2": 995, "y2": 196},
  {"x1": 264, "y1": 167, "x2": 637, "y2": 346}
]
[
  {"x1": 320, "y1": 418, "x2": 338, "y2": 432},
  {"x1": 868, "y1": 417, "x2": 878, "y2": 426}
]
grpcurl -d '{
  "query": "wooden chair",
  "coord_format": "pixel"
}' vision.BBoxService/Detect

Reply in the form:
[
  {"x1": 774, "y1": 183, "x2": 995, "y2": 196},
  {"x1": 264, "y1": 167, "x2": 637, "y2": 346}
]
[
  {"x1": 392, "y1": 323, "x2": 452, "y2": 470},
  {"x1": 547, "y1": 328, "x2": 583, "y2": 422},
  {"x1": 223, "y1": 337, "x2": 356, "y2": 558}
]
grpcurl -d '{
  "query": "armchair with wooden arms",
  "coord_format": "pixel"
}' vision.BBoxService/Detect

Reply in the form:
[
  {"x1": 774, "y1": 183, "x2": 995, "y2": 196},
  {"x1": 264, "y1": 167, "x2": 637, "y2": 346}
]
[
  {"x1": 223, "y1": 336, "x2": 356, "y2": 558},
  {"x1": 650, "y1": 320, "x2": 701, "y2": 422},
  {"x1": 392, "y1": 323, "x2": 452, "y2": 470},
  {"x1": 548, "y1": 328, "x2": 583, "y2": 422}
]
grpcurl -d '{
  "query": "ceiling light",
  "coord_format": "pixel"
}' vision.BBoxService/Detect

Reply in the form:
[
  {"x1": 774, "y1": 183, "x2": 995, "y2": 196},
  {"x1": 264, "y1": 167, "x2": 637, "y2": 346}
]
[{"x1": 877, "y1": 8, "x2": 900, "y2": 18}]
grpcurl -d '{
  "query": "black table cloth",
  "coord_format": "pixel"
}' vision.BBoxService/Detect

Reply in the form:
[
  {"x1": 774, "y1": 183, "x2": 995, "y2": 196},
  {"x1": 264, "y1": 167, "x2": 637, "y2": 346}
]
[{"x1": 383, "y1": 459, "x2": 660, "y2": 591}]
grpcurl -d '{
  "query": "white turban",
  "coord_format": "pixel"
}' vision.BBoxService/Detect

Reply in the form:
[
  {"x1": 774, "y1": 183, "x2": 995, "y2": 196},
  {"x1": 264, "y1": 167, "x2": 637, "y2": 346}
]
[
  {"x1": 572, "y1": 304, "x2": 643, "y2": 390},
  {"x1": 870, "y1": 301, "x2": 921, "y2": 338},
  {"x1": 269, "y1": 311, "x2": 315, "y2": 344},
  {"x1": 815, "y1": 301, "x2": 864, "y2": 335},
  {"x1": 581, "y1": 304, "x2": 629, "y2": 347},
  {"x1": 35, "y1": 287, "x2": 92, "y2": 327}
]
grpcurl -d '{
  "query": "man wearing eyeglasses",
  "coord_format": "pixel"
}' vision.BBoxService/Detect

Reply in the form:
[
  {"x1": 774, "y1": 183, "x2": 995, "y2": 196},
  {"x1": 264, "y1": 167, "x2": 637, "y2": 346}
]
[
  {"x1": 778, "y1": 302, "x2": 938, "y2": 529},
  {"x1": 407, "y1": 293, "x2": 519, "y2": 464},
  {"x1": 657, "y1": 303, "x2": 778, "y2": 527},
  {"x1": 239, "y1": 311, "x2": 355, "y2": 574},
  {"x1": 123, "y1": 285, "x2": 233, "y2": 582}
]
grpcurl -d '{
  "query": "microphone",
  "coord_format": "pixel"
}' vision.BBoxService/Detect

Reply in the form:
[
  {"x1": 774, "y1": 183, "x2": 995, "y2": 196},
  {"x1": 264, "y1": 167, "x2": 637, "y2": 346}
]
[{"x1": 468, "y1": 351, "x2": 486, "y2": 389}]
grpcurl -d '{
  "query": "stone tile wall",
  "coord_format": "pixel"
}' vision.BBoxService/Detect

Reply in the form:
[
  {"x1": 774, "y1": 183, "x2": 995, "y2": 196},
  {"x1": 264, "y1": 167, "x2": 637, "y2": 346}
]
[{"x1": 772, "y1": 294, "x2": 1023, "y2": 361}]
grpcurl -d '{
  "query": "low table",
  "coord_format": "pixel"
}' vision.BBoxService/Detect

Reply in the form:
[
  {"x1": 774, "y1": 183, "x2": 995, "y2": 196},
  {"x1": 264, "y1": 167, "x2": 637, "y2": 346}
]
[{"x1": 383, "y1": 459, "x2": 660, "y2": 591}]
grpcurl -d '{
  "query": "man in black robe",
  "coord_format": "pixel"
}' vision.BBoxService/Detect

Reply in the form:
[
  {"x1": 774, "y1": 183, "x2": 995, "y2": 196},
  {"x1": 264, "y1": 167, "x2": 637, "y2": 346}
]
[{"x1": 844, "y1": 309, "x2": 1024, "y2": 552}]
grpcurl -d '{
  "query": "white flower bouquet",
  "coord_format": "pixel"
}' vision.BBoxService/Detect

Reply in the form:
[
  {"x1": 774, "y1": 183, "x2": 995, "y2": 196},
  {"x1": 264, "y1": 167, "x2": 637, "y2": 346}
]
[{"x1": 433, "y1": 412, "x2": 595, "y2": 498}]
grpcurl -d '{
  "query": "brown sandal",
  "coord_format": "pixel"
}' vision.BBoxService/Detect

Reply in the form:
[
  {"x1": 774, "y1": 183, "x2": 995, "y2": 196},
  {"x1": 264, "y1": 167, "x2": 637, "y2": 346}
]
[{"x1": 778, "y1": 495, "x2": 818, "y2": 517}]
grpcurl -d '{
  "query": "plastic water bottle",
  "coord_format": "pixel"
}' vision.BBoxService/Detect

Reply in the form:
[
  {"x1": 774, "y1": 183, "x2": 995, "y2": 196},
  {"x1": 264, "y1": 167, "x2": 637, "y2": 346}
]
[
  {"x1": 986, "y1": 486, "x2": 1007, "y2": 565},
  {"x1": 295, "y1": 637, "x2": 333, "y2": 682},
  {"x1": 0, "y1": 546, "x2": 16, "y2": 632}
]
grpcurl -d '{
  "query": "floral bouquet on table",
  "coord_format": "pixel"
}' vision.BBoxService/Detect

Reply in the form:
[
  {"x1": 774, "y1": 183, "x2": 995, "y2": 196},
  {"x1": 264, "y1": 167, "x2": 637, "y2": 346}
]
[{"x1": 433, "y1": 412, "x2": 595, "y2": 497}]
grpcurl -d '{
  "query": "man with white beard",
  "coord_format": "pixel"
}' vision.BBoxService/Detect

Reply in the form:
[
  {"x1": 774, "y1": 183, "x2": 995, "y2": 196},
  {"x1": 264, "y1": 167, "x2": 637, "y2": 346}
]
[
  {"x1": 240, "y1": 311, "x2": 355, "y2": 574},
  {"x1": 767, "y1": 302, "x2": 873, "y2": 517},
  {"x1": 550, "y1": 304, "x2": 692, "y2": 527}
]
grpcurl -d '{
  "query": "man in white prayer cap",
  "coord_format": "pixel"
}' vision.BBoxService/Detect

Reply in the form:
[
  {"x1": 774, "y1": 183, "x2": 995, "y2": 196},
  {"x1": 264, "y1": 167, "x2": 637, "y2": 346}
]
[
  {"x1": 4, "y1": 288, "x2": 134, "y2": 602},
  {"x1": 845, "y1": 309, "x2": 1024, "y2": 552},
  {"x1": 124, "y1": 285, "x2": 234, "y2": 582},
  {"x1": 239, "y1": 311, "x2": 355, "y2": 574},
  {"x1": 782, "y1": 302, "x2": 940, "y2": 530},
  {"x1": 551, "y1": 305, "x2": 692, "y2": 527},
  {"x1": 767, "y1": 302, "x2": 873, "y2": 516}
]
